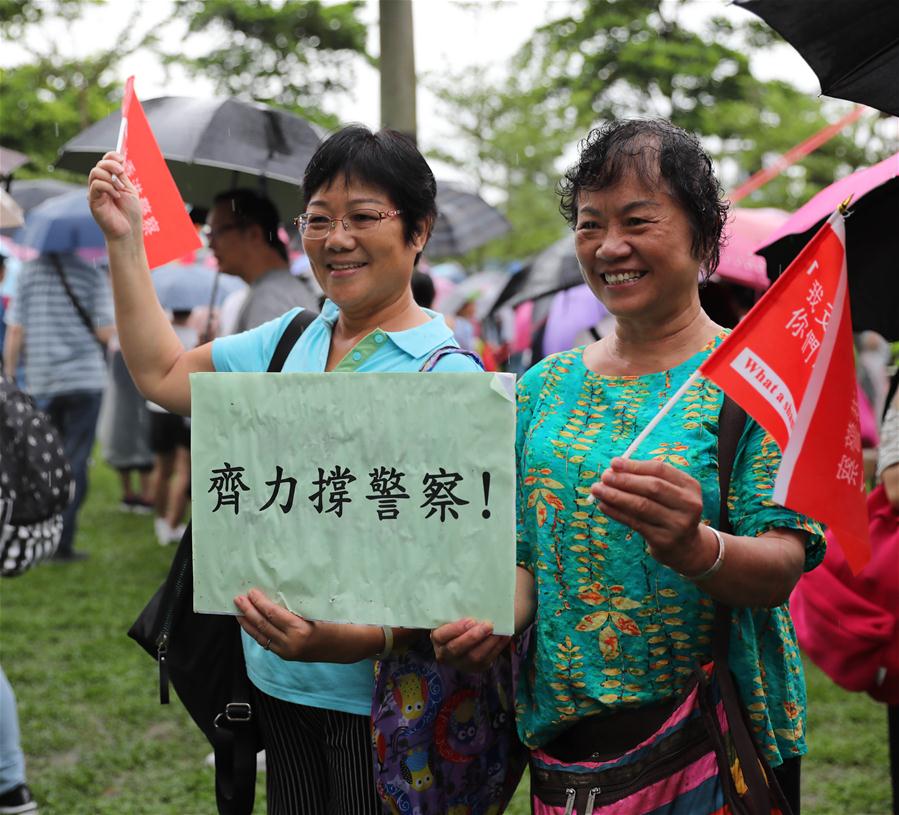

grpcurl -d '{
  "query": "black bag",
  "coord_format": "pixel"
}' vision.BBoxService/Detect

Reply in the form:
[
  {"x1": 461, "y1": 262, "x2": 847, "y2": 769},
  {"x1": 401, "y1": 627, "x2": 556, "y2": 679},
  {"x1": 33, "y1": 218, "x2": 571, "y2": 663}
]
[
  {"x1": 0, "y1": 376, "x2": 74, "y2": 525},
  {"x1": 0, "y1": 376, "x2": 73, "y2": 575},
  {"x1": 127, "y1": 309, "x2": 316, "y2": 815}
]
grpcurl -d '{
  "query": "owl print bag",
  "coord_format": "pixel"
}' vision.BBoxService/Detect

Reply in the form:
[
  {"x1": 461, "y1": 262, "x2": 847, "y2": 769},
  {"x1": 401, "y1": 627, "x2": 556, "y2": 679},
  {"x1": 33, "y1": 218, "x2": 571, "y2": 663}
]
[{"x1": 371, "y1": 632, "x2": 528, "y2": 815}]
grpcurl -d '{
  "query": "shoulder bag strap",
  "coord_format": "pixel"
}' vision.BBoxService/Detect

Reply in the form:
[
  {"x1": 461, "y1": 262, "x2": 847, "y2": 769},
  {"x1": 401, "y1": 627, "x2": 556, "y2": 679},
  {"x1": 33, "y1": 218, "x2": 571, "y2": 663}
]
[
  {"x1": 267, "y1": 309, "x2": 317, "y2": 372},
  {"x1": 48, "y1": 253, "x2": 108, "y2": 356},
  {"x1": 211, "y1": 306, "x2": 317, "y2": 815},
  {"x1": 419, "y1": 345, "x2": 485, "y2": 372},
  {"x1": 712, "y1": 395, "x2": 790, "y2": 814}
]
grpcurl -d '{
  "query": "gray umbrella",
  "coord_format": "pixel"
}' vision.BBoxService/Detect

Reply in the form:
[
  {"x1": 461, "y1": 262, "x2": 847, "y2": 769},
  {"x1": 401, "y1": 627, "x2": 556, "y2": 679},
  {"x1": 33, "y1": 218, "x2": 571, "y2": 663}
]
[
  {"x1": 502, "y1": 233, "x2": 583, "y2": 311},
  {"x1": 0, "y1": 146, "x2": 29, "y2": 179},
  {"x1": 427, "y1": 181, "x2": 511, "y2": 259},
  {"x1": 1, "y1": 179, "x2": 82, "y2": 238},
  {"x1": 56, "y1": 96, "x2": 321, "y2": 222},
  {"x1": 435, "y1": 270, "x2": 508, "y2": 318},
  {"x1": 5, "y1": 178, "x2": 82, "y2": 213}
]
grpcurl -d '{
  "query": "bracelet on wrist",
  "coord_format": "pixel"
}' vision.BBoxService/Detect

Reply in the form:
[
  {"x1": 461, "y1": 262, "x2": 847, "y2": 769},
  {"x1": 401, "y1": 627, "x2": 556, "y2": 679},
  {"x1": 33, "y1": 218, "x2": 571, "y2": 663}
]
[
  {"x1": 678, "y1": 526, "x2": 725, "y2": 582},
  {"x1": 375, "y1": 625, "x2": 393, "y2": 659}
]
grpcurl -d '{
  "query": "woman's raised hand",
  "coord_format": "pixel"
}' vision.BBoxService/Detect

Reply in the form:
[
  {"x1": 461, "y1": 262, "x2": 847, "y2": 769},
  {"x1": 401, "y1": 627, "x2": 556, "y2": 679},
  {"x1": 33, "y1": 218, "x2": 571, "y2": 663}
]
[
  {"x1": 590, "y1": 457, "x2": 714, "y2": 576},
  {"x1": 88, "y1": 151, "x2": 143, "y2": 242}
]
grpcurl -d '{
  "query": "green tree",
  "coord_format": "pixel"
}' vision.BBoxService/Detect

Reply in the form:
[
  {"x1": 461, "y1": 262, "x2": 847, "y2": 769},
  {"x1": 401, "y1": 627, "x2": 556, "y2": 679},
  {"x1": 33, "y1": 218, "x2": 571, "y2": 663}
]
[
  {"x1": 0, "y1": 0, "x2": 137, "y2": 174},
  {"x1": 515, "y1": 0, "x2": 895, "y2": 210},
  {"x1": 161, "y1": 0, "x2": 370, "y2": 129},
  {"x1": 0, "y1": 0, "x2": 100, "y2": 36},
  {"x1": 427, "y1": 67, "x2": 579, "y2": 262}
]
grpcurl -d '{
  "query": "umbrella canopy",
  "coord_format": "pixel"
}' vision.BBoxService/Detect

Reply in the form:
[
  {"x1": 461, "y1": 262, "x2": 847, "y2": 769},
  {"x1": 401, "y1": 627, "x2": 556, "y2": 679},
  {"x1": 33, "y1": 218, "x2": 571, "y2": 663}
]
[
  {"x1": 542, "y1": 284, "x2": 609, "y2": 356},
  {"x1": 152, "y1": 262, "x2": 246, "y2": 312},
  {"x1": 0, "y1": 146, "x2": 29, "y2": 178},
  {"x1": 715, "y1": 207, "x2": 790, "y2": 291},
  {"x1": 503, "y1": 233, "x2": 582, "y2": 310},
  {"x1": 0, "y1": 189, "x2": 24, "y2": 229},
  {"x1": 433, "y1": 269, "x2": 507, "y2": 318},
  {"x1": 427, "y1": 181, "x2": 511, "y2": 259},
  {"x1": 17, "y1": 189, "x2": 106, "y2": 253},
  {"x1": 755, "y1": 152, "x2": 899, "y2": 341},
  {"x1": 57, "y1": 96, "x2": 321, "y2": 222},
  {"x1": 6, "y1": 178, "x2": 82, "y2": 214},
  {"x1": 736, "y1": 0, "x2": 899, "y2": 116}
]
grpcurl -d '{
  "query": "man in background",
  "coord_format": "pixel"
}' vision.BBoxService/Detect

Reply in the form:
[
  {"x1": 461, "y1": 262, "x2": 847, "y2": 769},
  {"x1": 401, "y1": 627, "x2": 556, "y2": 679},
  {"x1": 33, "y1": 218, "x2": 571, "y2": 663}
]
[{"x1": 207, "y1": 189, "x2": 318, "y2": 333}]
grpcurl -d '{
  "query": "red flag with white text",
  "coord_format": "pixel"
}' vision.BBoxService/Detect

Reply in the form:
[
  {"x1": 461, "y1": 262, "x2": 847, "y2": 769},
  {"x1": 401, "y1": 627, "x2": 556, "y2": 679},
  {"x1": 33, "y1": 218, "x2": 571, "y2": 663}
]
[
  {"x1": 119, "y1": 77, "x2": 201, "y2": 269},
  {"x1": 700, "y1": 212, "x2": 870, "y2": 572}
]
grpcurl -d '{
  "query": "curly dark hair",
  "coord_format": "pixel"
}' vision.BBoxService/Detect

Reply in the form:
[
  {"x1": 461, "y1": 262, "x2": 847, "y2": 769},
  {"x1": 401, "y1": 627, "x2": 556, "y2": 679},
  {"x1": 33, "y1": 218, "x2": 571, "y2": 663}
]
[{"x1": 558, "y1": 119, "x2": 729, "y2": 278}]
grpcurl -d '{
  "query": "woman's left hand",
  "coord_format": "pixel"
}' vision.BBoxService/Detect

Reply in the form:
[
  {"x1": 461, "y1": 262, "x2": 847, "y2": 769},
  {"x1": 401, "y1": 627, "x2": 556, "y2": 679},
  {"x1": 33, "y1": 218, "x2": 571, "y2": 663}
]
[
  {"x1": 590, "y1": 457, "x2": 712, "y2": 575},
  {"x1": 235, "y1": 589, "x2": 332, "y2": 662}
]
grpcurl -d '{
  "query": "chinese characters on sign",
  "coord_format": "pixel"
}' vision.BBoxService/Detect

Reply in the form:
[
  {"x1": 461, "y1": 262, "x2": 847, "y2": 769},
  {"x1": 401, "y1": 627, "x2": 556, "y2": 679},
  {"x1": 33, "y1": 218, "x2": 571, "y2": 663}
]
[
  {"x1": 210, "y1": 462, "x2": 488, "y2": 522},
  {"x1": 190, "y1": 370, "x2": 517, "y2": 629}
]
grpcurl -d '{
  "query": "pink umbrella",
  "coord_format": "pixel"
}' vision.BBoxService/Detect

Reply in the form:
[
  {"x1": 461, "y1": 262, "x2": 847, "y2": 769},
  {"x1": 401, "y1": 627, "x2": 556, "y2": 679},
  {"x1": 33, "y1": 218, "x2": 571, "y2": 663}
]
[
  {"x1": 756, "y1": 151, "x2": 899, "y2": 341},
  {"x1": 542, "y1": 284, "x2": 609, "y2": 356},
  {"x1": 715, "y1": 207, "x2": 790, "y2": 290},
  {"x1": 760, "y1": 151, "x2": 899, "y2": 247}
]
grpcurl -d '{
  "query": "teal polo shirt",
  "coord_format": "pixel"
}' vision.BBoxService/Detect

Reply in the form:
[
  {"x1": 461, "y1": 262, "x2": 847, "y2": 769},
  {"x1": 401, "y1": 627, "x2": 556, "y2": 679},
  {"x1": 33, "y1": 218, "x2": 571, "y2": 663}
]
[{"x1": 211, "y1": 300, "x2": 481, "y2": 714}]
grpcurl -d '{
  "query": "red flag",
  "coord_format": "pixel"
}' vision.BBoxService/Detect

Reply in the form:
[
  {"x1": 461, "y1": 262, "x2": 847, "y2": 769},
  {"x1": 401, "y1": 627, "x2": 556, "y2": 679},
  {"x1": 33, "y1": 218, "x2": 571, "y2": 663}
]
[
  {"x1": 119, "y1": 77, "x2": 202, "y2": 269},
  {"x1": 700, "y1": 212, "x2": 870, "y2": 572}
]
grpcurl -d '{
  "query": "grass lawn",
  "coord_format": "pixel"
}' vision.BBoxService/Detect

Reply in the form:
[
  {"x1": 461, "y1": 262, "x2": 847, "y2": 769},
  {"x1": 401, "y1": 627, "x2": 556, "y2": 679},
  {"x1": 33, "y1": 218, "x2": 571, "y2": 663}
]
[{"x1": 0, "y1": 455, "x2": 892, "y2": 814}]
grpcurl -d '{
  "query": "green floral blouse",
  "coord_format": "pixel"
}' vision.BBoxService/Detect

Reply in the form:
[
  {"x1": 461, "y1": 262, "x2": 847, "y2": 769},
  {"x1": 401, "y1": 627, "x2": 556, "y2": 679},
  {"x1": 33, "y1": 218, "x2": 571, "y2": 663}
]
[{"x1": 515, "y1": 336, "x2": 826, "y2": 766}]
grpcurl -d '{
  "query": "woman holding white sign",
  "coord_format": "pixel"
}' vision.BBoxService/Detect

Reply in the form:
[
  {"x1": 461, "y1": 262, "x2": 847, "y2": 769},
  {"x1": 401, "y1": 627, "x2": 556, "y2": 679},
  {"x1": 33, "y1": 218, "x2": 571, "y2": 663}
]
[
  {"x1": 433, "y1": 119, "x2": 825, "y2": 815},
  {"x1": 88, "y1": 127, "x2": 485, "y2": 813}
]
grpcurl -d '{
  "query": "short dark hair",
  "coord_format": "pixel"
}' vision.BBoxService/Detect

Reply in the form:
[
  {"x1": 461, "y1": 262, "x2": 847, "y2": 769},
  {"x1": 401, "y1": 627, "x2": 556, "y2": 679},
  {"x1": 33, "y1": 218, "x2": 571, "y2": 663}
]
[
  {"x1": 558, "y1": 119, "x2": 728, "y2": 278},
  {"x1": 302, "y1": 125, "x2": 437, "y2": 263},
  {"x1": 411, "y1": 271, "x2": 436, "y2": 308},
  {"x1": 212, "y1": 188, "x2": 288, "y2": 263}
]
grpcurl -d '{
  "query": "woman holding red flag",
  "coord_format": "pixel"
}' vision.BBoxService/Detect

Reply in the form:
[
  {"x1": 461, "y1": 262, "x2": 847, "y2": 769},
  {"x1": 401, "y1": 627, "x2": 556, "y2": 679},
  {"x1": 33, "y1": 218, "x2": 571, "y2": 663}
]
[{"x1": 433, "y1": 119, "x2": 826, "y2": 814}]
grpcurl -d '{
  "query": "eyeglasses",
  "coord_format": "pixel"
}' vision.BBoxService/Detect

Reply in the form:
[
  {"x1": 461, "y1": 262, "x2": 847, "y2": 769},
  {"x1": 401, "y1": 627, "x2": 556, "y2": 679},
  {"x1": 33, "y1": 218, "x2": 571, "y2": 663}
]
[
  {"x1": 202, "y1": 223, "x2": 244, "y2": 241},
  {"x1": 293, "y1": 208, "x2": 403, "y2": 240}
]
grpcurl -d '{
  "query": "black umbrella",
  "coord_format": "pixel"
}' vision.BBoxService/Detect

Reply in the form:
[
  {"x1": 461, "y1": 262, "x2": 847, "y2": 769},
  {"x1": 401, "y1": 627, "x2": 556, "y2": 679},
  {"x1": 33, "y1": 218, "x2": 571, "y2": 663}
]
[
  {"x1": 427, "y1": 181, "x2": 512, "y2": 258},
  {"x1": 56, "y1": 96, "x2": 322, "y2": 221},
  {"x1": 500, "y1": 233, "x2": 582, "y2": 311},
  {"x1": 735, "y1": 0, "x2": 899, "y2": 116}
]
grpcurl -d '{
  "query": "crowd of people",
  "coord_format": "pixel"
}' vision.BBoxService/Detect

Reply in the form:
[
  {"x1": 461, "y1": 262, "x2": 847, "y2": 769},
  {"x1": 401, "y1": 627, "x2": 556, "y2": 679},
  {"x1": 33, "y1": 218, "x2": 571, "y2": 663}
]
[{"x1": 0, "y1": 118, "x2": 895, "y2": 815}]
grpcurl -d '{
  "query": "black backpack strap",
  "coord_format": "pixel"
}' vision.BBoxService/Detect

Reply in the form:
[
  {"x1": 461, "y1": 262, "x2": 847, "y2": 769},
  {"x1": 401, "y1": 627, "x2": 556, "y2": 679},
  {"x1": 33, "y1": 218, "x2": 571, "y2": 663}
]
[
  {"x1": 711, "y1": 396, "x2": 788, "y2": 813},
  {"x1": 267, "y1": 309, "x2": 317, "y2": 373},
  {"x1": 711, "y1": 393, "x2": 747, "y2": 662},
  {"x1": 419, "y1": 345, "x2": 484, "y2": 372},
  {"x1": 207, "y1": 308, "x2": 317, "y2": 815},
  {"x1": 213, "y1": 668, "x2": 257, "y2": 815}
]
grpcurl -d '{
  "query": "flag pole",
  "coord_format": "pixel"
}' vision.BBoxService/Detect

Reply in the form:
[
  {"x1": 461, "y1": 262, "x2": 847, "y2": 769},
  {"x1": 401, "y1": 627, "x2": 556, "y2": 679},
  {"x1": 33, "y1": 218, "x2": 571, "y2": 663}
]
[
  {"x1": 115, "y1": 117, "x2": 127, "y2": 154},
  {"x1": 620, "y1": 369, "x2": 702, "y2": 460},
  {"x1": 619, "y1": 199, "x2": 851, "y2": 463}
]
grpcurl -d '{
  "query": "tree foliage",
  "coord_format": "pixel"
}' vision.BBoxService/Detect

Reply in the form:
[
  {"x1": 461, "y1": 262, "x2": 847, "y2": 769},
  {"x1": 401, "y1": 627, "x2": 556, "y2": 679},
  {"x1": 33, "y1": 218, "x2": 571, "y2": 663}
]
[
  {"x1": 0, "y1": 0, "x2": 138, "y2": 175},
  {"x1": 429, "y1": 0, "x2": 896, "y2": 265},
  {"x1": 427, "y1": 67, "x2": 579, "y2": 261},
  {"x1": 161, "y1": 0, "x2": 370, "y2": 128},
  {"x1": 0, "y1": 0, "x2": 100, "y2": 38},
  {"x1": 515, "y1": 0, "x2": 894, "y2": 208}
]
